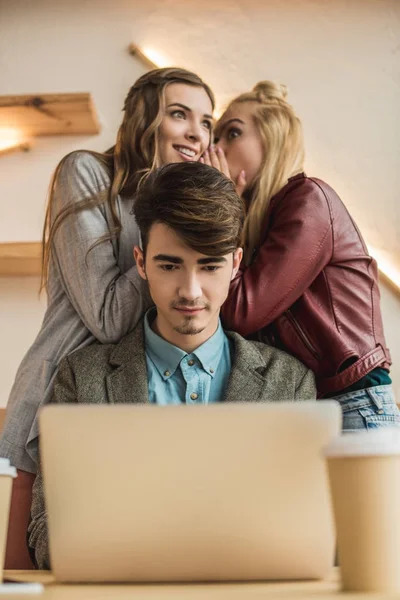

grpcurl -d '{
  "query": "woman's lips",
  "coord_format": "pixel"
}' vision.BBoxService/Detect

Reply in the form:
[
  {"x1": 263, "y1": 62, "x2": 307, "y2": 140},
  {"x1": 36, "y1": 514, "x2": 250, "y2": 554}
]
[{"x1": 173, "y1": 145, "x2": 197, "y2": 161}]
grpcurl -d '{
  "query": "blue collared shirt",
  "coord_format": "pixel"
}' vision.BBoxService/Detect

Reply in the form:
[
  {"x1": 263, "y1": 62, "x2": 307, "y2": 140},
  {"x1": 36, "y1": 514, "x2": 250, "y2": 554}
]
[{"x1": 144, "y1": 310, "x2": 232, "y2": 405}]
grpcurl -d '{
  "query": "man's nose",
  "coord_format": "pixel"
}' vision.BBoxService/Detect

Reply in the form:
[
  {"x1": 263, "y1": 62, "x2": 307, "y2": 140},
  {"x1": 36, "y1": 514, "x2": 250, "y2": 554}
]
[{"x1": 178, "y1": 273, "x2": 202, "y2": 300}]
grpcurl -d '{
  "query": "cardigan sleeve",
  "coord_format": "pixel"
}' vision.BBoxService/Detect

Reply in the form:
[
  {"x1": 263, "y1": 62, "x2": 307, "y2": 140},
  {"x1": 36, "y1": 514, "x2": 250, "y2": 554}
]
[
  {"x1": 49, "y1": 151, "x2": 152, "y2": 344},
  {"x1": 27, "y1": 457, "x2": 50, "y2": 570},
  {"x1": 27, "y1": 355, "x2": 80, "y2": 569}
]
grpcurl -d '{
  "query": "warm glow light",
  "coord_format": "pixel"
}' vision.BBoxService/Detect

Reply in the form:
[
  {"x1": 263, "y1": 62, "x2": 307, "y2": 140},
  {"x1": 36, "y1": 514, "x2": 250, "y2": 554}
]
[
  {"x1": 368, "y1": 245, "x2": 400, "y2": 291},
  {"x1": 0, "y1": 128, "x2": 25, "y2": 152},
  {"x1": 141, "y1": 47, "x2": 170, "y2": 69}
]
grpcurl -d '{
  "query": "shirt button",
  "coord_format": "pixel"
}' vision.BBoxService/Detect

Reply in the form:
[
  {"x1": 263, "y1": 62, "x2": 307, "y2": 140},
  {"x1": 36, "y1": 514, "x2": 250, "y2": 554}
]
[
  {"x1": 164, "y1": 370, "x2": 171, "y2": 377},
  {"x1": 209, "y1": 368, "x2": 214, "y2": 374},
  {"x1": 190, "y1": 393, "x2": 198, "y2": 401},
  {"x1": 188, "y1": 359, "x2": 195, "y2": 366}
]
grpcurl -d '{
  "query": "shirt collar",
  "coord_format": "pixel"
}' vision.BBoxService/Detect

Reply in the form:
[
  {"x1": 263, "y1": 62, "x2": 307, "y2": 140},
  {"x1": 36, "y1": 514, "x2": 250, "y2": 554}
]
[
  {"x1": 143, "y1": 309, "x2": 226, "y2": 380},
  {"x1": 192, "y1": 320, "x2": 226, "y2": 377},
  {"x1": 144, "y1": 309, "x2": 186, "y2": 380}
]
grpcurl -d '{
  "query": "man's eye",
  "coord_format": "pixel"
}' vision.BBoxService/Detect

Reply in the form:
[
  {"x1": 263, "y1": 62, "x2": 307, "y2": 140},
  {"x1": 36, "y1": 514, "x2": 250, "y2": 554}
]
[
  {"x1": 160, "y1": 264, "x2": 177, "y2": 271},
  {"x1": 203, "y1": 266, "x2": 220, "y2": 272}
]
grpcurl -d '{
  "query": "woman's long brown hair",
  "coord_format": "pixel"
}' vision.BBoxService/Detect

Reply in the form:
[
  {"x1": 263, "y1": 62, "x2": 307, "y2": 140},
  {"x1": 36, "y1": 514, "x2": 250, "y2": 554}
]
[{"x1": 41, "y1": 67, "x2": 215, "y2": 291}]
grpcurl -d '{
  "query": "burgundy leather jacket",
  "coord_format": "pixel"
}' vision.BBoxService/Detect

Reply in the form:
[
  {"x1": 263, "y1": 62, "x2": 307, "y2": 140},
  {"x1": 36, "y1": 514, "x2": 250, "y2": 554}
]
[{"x1": 222, "y1": 173, "x2": 391, "y2": 397}]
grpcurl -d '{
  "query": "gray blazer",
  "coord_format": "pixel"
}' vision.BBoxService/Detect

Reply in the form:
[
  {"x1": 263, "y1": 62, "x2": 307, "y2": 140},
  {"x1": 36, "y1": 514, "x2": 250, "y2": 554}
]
[
  {"x1": 28, "y1": 320, "x2": 316, "y2": 569},
  {"x1": 0, "y1": 151, "x2": 152, "y2": 473}
]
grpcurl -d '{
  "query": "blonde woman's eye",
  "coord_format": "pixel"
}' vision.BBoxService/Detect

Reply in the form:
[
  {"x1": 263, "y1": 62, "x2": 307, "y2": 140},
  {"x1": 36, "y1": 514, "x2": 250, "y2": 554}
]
[
  {"x1": 227, "y1": 128, "x2": 241, "y2": 140},
  {"x1": 203, "y1": 120, "x2": 212, "y2": 130}
]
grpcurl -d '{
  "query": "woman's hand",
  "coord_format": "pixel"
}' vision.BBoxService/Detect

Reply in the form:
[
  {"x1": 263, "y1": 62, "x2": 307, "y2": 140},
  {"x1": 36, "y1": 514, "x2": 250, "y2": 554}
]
[{"x1": 200, "y1": 146, "x2": 247, "y2": 197}]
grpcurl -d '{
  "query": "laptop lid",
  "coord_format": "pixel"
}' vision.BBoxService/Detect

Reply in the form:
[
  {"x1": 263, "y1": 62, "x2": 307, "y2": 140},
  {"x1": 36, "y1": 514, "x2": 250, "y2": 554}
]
[{"x1": 40, "y1": 401, "x2": 340, "y2": 583}]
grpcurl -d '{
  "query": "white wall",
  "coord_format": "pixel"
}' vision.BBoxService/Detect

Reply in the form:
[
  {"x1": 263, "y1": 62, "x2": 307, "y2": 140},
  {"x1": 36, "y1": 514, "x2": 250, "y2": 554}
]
[{"x1": 1, "y1": 0, "x2": 399, "y2": 406}]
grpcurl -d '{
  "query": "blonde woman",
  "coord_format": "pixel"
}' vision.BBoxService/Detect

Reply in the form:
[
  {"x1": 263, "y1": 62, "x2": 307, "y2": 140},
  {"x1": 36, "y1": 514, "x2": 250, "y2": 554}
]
[
  {"x1": 1, "y1": 67, "x2": 214, "y2": 567},
  {"x1": 207, "y1": 81, "x2": 399, "y2": 430}
]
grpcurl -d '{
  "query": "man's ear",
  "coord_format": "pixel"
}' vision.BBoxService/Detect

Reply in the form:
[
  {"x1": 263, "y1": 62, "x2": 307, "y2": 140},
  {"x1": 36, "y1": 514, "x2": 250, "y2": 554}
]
[
  {"x1": 231, "y1": 247, "x2": 243, "y2": 279},
  {"x1": 134, "y1": 246, "x2": 147, "y2": 280}
]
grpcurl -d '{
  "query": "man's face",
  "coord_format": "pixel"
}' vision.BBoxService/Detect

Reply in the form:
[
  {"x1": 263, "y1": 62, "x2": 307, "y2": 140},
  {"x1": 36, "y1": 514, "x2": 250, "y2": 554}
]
[{"x1": 134, "y1": 223, "x2": 242, "y2": 350}]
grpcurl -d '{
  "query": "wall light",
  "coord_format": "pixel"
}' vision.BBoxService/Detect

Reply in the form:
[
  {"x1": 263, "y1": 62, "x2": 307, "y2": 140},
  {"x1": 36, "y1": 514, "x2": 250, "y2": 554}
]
[
  {"x1": 0, "y1": 128, "x2": 31, "y2": 156},
  {"x1": 128, "y1": 44, "x2": 159, "y2": 69},
  {"x1": 140, "y1": 47, "x2": 170, "y2": 68},
  {"x1": 368, "y1": 245, "x2": 400, "y2": 294},
  {"x1": 128, "y1": 44, "x2": 172, "y2": 70}
]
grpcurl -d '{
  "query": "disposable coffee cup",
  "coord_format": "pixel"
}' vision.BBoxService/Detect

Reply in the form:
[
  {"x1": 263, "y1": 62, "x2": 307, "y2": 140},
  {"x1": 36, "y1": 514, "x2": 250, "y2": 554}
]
[
  {"x1": 0, "y1": 458, "x2": 16, "y2": 583},
  {"x1": 324, "y1": 429, "x2": 400, "y2": 593}
]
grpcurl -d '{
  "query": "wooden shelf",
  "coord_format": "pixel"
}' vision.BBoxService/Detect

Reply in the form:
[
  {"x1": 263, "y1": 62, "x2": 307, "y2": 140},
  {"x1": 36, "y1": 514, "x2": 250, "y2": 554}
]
[
  {"x1": 0, "y1": 93, "x2": 100, "y2": 136},
  {"x1": 0, "y1": 242, "x2": 41, "y2": 276}
]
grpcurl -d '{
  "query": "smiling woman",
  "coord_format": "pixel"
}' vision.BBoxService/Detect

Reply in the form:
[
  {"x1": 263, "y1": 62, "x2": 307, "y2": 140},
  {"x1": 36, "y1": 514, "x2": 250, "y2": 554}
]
[
  {"x1": 158, "y1": 83, "x2": 213, "y2": 164},
  {"x1": 0, "y1": 68, "x2": 215, "y2": 567}
]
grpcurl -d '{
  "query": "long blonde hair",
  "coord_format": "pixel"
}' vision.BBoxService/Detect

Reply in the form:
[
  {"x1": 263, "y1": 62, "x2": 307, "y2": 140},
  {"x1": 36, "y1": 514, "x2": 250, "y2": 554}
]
[
  {"x1": 227, "y1": 81, "x2": 305, "y2": 264},
  {"x1": 41, "y1": 67, "x2": 215, "y2": 290}
]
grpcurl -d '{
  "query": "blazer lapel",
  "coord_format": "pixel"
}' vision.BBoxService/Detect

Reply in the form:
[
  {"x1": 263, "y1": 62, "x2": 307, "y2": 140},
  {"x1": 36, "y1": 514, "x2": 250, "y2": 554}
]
[
  {"x1": 105, "y1": 323, "x2": 149, "y2": 405},
  {"x1": 223, "y1": 332, "x2": 268, "y2": 403},
  {"x1": 104, "y1": 326, "x2": 271, "y2": 405}
]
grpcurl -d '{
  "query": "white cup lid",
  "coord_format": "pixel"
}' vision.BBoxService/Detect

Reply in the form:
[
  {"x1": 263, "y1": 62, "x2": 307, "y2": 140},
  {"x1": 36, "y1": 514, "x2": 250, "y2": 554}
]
[
  {"x1": 323, "y1": 428, "x2": 400, "y2": 458},
  {"x1": 0, "y1": 458, "x2": 17, "y2": 477}
]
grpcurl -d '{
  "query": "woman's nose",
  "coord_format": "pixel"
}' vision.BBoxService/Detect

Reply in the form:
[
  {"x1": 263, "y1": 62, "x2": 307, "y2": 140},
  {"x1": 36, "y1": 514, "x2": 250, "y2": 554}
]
[{"x1": 186, "y1": 121, "x2": 202, "y2": 142}]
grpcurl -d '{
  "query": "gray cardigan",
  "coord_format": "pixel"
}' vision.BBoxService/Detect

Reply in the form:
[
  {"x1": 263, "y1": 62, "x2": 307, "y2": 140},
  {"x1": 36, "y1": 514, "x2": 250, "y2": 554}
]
[
  {"x1": 28, "y1": 320, "x2": 316, "y2": 569},
  {"x1": 0, "y1": 151, "x2": 152, "y2": 473}
]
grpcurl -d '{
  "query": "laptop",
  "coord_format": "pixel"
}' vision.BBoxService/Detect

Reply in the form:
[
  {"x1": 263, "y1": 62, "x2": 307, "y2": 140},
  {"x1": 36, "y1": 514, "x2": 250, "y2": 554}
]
[{"x1": 39, "y1": 401, "x2": 341, "y2": 583}]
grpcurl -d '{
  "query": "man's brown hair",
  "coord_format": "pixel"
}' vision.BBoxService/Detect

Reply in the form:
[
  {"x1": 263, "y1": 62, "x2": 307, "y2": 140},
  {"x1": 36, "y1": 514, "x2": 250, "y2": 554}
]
[{"x1": 134, "y1": 162, "x2": 244, "y2": 257}]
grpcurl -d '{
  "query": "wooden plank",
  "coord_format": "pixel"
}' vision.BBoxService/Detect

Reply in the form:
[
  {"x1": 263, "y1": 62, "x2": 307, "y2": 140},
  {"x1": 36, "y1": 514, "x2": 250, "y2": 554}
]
[
  {"x1": 5, "y1": 570, "x2": 55, "y2": 584},
  {"x1": 0, "y1": 242, "x2": 41, "y2": 276},
  {"x1": 0, "y1": 93, "x2": 100, "y2": 136},
  {"x1": 4, "y1": 569, "x2": 345, "y2": 598},
  {"x1": 0, "y1": 407, "x2": 6, "y2": 434}
]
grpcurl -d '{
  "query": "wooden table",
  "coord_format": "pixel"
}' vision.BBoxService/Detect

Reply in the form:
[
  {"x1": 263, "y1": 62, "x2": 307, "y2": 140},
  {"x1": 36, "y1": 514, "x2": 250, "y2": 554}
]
[{"x1": 3, "y1": 569, "x2": 399, "y2": 599}]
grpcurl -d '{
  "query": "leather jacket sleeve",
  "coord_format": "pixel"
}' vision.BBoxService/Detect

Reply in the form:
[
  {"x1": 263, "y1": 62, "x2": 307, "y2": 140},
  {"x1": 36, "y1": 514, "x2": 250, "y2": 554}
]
[{"x1": 222, "y1": 178, "x2": 333, "y2": 336}]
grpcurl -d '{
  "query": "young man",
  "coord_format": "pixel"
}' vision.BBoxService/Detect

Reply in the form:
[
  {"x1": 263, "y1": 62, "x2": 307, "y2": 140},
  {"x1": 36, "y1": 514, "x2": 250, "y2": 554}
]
[{"x1": 28, "y1": 162, "x2": 315, "y2": 568}]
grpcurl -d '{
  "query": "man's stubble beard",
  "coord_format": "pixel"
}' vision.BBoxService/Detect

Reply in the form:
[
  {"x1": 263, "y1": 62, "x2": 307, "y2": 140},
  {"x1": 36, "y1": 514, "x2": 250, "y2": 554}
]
[
  {"x1": 173, "y1": 317, "x2": 206, "y2": 336},
  {"x1": 171, "y1": 301, "x2": 211, "y2": 336}
]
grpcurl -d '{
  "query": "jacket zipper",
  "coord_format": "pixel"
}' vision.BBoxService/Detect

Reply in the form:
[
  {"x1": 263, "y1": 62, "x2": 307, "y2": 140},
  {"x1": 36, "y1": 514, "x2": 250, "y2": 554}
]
[{"x1": 286, "y1": 310, "x2": 321, "y2": 360}]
